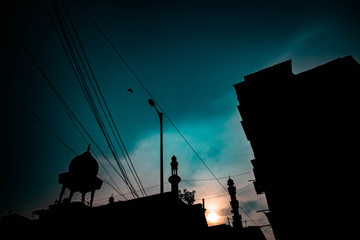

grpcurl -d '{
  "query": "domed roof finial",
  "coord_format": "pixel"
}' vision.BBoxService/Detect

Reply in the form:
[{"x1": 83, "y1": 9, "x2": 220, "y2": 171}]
[
  {"x1": 227, "y1": 176, "x2": 234, "y2": 186},
  {"x1": 87, "y1": 144, "x2": 91, "y2": 152}
]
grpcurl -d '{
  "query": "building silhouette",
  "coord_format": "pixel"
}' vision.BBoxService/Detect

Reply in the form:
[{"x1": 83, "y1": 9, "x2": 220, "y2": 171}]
[
  {"x1": 58, "y1": 145, "x2": 102, "y2": 207},
  {"x1": 9, "y1": 54, "x2": 356, "y2": 238},
  {"x1": 0, "y1": 150, "x2": 265, "y2": 239},
  {"x1": 34, "y1": 152, "x2": 208, "y2": 237},
  {"x1": 3, "y1": 55, "x2": 357, "y2": 238},
  {"x1": 233, "y1": 56, "x2": 360, "y2": 239}
]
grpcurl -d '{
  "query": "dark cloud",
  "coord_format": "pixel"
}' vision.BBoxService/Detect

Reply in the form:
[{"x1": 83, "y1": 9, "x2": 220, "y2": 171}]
[
  {"x1": 218, "y1": 207, "x2": 230, "y2": 217},
  {"x1": 240, "y1": 200, "x2": 261, "y2": 215}
]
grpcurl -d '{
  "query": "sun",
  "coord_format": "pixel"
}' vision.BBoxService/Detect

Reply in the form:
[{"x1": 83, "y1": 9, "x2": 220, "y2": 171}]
[{"x1": 207, "y1": 211, "x2": 220, "y2": 223}]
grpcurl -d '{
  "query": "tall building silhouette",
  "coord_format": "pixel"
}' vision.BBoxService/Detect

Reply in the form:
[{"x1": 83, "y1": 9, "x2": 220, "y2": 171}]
[{"x1": 233, "y1": 56, "x2": 360, "y2": 239}]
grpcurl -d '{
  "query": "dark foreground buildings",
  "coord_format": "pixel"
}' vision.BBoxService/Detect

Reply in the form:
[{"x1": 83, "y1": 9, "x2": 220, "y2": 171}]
[
  {"x1": 233, "y1": 56, "x2": 360, "y2": 239},
  {"x1": 1, "y1": 149, "x2": 265, "y2": 239},
  {"x1": 4, "y1": 55, "x2": 356, "y2": 239}
]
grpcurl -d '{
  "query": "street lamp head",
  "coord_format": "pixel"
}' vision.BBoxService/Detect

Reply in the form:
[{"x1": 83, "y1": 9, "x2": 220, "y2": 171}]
[{"x1": 148, "y1": 99, "x2": 155, "y2": 107}]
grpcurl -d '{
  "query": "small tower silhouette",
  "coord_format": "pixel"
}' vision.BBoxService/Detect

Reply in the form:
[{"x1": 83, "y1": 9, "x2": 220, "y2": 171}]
[
  {"x1": 168, "y1": 155, "x2": 181, "y2": 194},
  {"x1": 227, "y1": 177, "x2": 243, "y2": 229},
  {"x1": 58, "y1": 146, "x2": 103, "y2": 207},
  {"x1": 108, "y1": 194, "x2": 114, "y2": 204}
]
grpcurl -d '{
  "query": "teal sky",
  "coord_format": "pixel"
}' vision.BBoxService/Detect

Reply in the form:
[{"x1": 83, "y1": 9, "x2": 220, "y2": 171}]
[{"x1": 1, "y1": 0, "x2": 359, "y2": 236}]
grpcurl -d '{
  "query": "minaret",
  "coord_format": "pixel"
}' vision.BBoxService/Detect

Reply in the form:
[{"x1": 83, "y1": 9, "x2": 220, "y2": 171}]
[
  {"x1": 168, "y1": 155, "x2": 181, "y2": 194},
  {"x1": 227, "y1": 177, "x2": 243, "y2": 228}
]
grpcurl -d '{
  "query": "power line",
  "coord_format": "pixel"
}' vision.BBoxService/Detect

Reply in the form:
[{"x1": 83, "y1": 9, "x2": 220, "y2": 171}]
[
  {"x1": 63, "y1": 0, "x2": 136, "y2": 198},
  {"x1": 8, "y1": 90, "x2": 77, "y2": 156},
  {"x1": 61, "y1": 0, "x2": 145, "y2": 197},
  {"x1": 46, "y1": 0, "x2": 146, "y2": 198},
  {"x1": 182, "y1": 171, "x2": 252, "y2": 182},
  {"x1": 77, "y1": 0, "x2": 228, "y2": 193},
  {"x1": 6, "y1": 19, "x2": 127, "y2": 200},
  {"x1": 94, "y1": 182, "x2": 171, "y2": 203},
  {"x1": 50, "y1": 0, "x2": 133, "y2": 195},
  {"x1": 94, "y1": 170, "x2": 253, "y2": 204},
  {"x1": 77, "y1": 1, "x2": 258, "y2": 226},
  {"x1": 7, "y1": 41, "x2": 124, "y2": 198},
  {"x1": 60, "y1": 0, "x2": 258, "y2": 226},
  {"x1": 200, "y1": 183, "x2": 252, "y2": 200},
  {"x1": 8, "y1": 13, "x2": 125, "y2": 197}
]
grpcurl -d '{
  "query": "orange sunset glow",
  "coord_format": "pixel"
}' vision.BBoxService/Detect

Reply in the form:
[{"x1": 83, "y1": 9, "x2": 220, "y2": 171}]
[{"x1": 207, "y1": 210, "x2": 220, "y2": 224}]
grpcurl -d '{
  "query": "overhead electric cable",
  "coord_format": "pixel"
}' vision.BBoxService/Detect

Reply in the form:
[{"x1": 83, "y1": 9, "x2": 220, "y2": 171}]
[
  {"x1": 7, "y1": 49, "x2": 123, "y2": 197},
  {"x1": 91, "y1": 149, "x2": 125, "y2": 198},
  {"x1": 43, "y1": 0, "x2": 127, "y2": 198},
  {"x1": 60, "y1": 0, "x2": 141, "y2": 197},
  {"x1": 7, "y1": 18, "x2": 127, "y2": 199},
  {"x1": 48, "y1": 0, "x2": 146, "y2": 197},
  {"x1": 77, "y1": 2, "x2": 258, "y2": 226},
  {"x1": 77, "y1": 0, "x2": 227, "y2": 192},
  {"x1": 181, "y1": 171, "x2": 252, "y2": 182},
  {"x1": 8, "y1": 90, "x2": 77, "y2": 155}
]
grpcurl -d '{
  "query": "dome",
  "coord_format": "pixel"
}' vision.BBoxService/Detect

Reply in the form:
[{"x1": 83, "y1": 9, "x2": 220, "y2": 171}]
[{"x1": 68, "y1": 150, "x2": 99, "y2": 177}]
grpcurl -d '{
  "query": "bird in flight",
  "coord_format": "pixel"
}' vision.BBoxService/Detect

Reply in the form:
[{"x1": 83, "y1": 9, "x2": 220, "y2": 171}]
[{"x1": 127, "y1": 89, "x2": 134, "y2": 93}]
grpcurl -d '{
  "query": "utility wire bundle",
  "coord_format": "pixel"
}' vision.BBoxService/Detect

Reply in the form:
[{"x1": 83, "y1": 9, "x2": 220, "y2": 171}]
[
  {"x1": 44, "y1": 0, "x2": 146, "y2": 199},
  {"x1": 7, "y1": 0, "x2": 258, "y2": 227}
]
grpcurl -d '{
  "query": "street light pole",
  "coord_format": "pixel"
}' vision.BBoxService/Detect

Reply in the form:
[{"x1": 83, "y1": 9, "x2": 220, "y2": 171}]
[
  {"x1": 159, "y1": 111, "x2": 164, "y2": 194},
  {"x1": 148, "y1": 99, "x2": 164, "y2": 194}
]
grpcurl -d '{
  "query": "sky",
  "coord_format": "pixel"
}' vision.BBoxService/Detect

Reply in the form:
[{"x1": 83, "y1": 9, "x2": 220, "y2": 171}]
[{"x1": 1, "y1": 0, "x2": 359, "y2": 238}]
